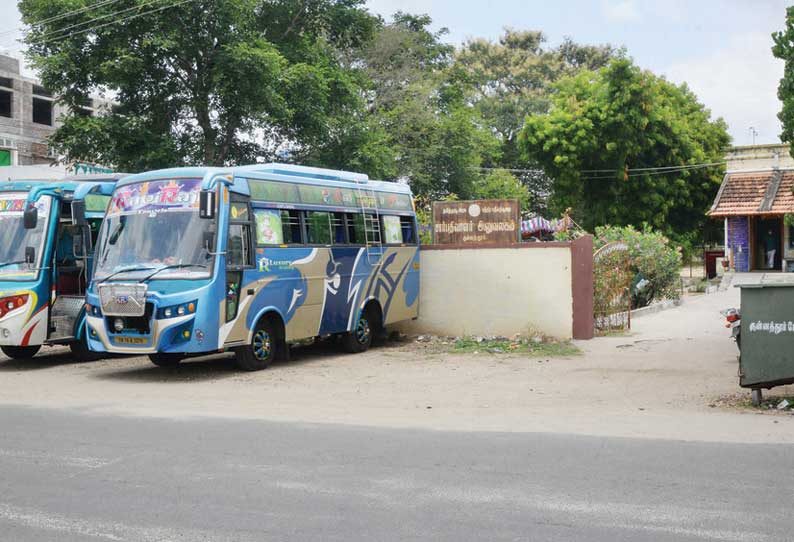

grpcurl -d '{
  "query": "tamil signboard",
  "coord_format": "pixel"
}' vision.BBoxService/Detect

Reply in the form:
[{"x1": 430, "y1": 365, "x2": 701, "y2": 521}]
[{"x1": 432, "y1": 199, "x2": 519, "y2": 245}]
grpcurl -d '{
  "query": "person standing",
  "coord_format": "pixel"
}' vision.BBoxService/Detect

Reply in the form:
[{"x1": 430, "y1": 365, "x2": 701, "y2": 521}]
[{"x1": 765, "y1": 229, "x2": 777, "y2": 270}]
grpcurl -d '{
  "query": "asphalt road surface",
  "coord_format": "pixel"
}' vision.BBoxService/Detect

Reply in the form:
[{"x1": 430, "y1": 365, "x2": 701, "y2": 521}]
[{"x1": 0, "y1": 406, "x2": 792, "y2": 542}]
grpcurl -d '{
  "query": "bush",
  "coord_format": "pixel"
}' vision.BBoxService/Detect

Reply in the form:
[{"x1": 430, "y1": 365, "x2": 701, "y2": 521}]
[{"x1": 595, "y1": 225, "x2": 682, "y2": 308}]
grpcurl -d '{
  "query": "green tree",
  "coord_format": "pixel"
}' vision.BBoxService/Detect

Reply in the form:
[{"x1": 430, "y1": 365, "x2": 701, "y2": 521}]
[
  {"x1": 471, "y1": 170, "x2": 530, "y2": 210},
  {"x1": 343, "y1": 12, "x2": 499, "y2": 199},
  {"x1": 518, "y1": 59, "x2": 730, "y2": 242},
  {"x1": 773, "y1": 6, "x2": 794, "y2": 156},
  {"x1": 19, "y1": 0, "x2": 378, "y2": 170},
  {"x1": 455, "y1": 30, "x2": 620, "y2": 214}
]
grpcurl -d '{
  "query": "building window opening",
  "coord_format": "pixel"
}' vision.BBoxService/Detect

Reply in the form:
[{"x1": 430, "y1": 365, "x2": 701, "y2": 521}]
[
  {"x1": 0, "y1": 90, "x2": 10, "y2": 118},
  {"x1": 32, "y1": 97, "x2": 52, "y2": 126}
]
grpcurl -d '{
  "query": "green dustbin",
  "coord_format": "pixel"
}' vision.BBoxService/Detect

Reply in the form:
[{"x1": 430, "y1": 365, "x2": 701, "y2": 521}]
[{"x1": 738, "y1": 275, "x2": 794, "y2": 390}]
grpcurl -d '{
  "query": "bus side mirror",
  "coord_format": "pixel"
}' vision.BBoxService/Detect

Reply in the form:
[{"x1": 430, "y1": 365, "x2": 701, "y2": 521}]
[
  {"x1": 24, "y1": 246, "x2": 35, "y2": 265},
  {"x1": 199, "y1": 190, "x2": 215, "y2": 219},
  {"x1": 72, "y1": 200, "x2": 87, "y2": 226},
  {"x1": 23, "y1": 205, "x2": 38, "y2": 229}
]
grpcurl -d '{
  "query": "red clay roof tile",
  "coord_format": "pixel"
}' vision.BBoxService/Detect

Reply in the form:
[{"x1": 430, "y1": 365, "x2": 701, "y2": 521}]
[{"x1": 709, "y1": 170, "x2": 794, "y2": 216}]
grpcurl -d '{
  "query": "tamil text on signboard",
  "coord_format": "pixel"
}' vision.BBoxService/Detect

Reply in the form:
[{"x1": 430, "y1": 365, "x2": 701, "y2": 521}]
[{"x1": 432, "y1": 199, "x2": 519, "y2": 245}]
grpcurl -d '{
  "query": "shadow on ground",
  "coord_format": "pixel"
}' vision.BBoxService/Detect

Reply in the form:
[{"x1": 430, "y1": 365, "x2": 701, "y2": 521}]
[
  {"x1": 0, "y1": 351, "x2": 111, "y2": 371},
  {"x1": 90, "y1": 338, "x2": 404, "y2": 383}
]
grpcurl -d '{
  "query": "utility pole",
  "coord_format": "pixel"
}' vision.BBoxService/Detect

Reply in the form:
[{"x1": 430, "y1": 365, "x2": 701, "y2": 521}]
[{"x1": 749, "y1": 126, "x2": 758, "y2": 145}]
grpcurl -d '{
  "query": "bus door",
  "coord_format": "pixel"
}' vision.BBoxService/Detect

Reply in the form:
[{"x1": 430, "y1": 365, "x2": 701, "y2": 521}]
[
  {"x1": 49, "y1": 200, "x2": 92, "y2": 341},
  {"x1": 225, "y1": 198, "x2": 254, "y2": 323}
]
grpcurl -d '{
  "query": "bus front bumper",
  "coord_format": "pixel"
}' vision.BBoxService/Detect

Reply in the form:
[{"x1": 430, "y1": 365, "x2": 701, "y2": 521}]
[{"x1": 85, "y1": 313, "x2": 206, "y2": 354}]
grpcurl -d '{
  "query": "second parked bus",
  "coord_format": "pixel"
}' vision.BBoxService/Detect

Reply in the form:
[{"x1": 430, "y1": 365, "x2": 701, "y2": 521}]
[{"x1": 0, "y1": 174, "x2": 126, "y2": 359}]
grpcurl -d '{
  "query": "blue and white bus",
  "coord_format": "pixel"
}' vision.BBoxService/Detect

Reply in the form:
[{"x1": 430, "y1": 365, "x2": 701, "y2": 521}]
[
  {"x1": 0, "y1": 174, "x2": 126, "y2": 359},
  {"x1": 85, "y1": 164, "x2": 420, "y2": 370}
]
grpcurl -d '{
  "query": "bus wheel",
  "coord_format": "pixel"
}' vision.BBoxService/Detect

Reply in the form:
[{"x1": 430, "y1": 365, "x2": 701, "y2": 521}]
[
  {"x1": 1, "y1": 345, "x2": 41, "y2": 360},
  {"x1": 148, "y1": 353, "x2": 183, "y2": 368},
  {"x1": 343, "y1": 306, "x2": 376, "y2": 353},
  {"x1": 235, "y1": 320, "x2": 276, "y2": 371},
  {"x1": 69, "y1": 331, "x2": 101, "y2": 361}
]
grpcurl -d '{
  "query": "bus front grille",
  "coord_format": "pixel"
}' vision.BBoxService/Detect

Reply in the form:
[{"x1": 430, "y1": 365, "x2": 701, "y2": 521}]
[{"x1": 98, "y1": 283, "x2": 148, "y2": 317}]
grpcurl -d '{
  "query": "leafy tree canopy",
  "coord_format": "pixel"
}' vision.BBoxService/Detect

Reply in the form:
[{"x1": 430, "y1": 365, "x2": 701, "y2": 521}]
[
  {"x1": 328, "y1": 11, "x2": 500, "y2": 202},
  {"x1": 518, "y1": 59, "x2": 730, "y2": 244},
  {"x1": 19, "y1": 0, "x2": 379, "y2": 170},
  {"x1": 773, "y1": 6, "x2": 794, "y2": 156},
  {"x1": 454, "y1": 29, "x2": 620, "y2": 215}
]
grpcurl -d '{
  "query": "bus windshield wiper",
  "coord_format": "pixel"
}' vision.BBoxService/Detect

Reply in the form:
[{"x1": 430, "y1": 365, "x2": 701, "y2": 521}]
[
  {"x1": 98, "y1": 266, "x2": 156, "y2": 284},
  {"x1": 139, "y1": 264, "x2": 207, "y2": 283},
  {"x1": 0, "y1": 260, "x2": 27, "y2": 269}
]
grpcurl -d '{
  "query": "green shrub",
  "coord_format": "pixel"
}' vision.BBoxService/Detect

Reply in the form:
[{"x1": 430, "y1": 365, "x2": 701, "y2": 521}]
[{"x1": 595, "y1": 225, "x2": 682, "y2": 308}]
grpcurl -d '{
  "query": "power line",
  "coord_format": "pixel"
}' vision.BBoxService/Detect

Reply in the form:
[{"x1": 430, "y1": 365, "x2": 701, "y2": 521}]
[
  {"x1": 24, "y1": 0, "x2": 181, "y2": 47},
  {"x1": 0, "y1": 0, "x2": 124, "y2": 40},
  {"x1": 580, "y1": 161, "x2": 726, "y2": 174},
  {"x1": 472, "y1": 166, "x2": 545, "y2": 174},
  {"x1": 472, "y1": 161, "x2": 726, "y2": 179},
  {"x1": 580, "y1": 162, "x2": 726, "y2": 180},
  {"x1": 18, "y1": 0, "x2": 198, "y2": 49}
]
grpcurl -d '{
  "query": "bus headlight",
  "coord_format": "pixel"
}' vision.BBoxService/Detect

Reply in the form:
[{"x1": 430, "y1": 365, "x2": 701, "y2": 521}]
[
  {"x1": 113, "y1": 318, "x2": 124, "y2": 332},
  {"x1": 157, "y1": 301, "x2": 197, "y2": 319},
  {"x1": 0, "y1": 294, "x2": 28, "y2": 318}
]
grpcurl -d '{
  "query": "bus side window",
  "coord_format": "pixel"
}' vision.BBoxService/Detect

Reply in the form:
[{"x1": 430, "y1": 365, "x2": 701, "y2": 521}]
[
  {"x1": 381, "y1": 215, "x2": 402, "y2": 245},
  {"x1": 227, "y1": 223, "x2": 252, "y2": 268},
  {"x1": 304, "y1": 211, "x2": 332, "y2": 245},
  {"x1": 281, "y1": 210, "x2": 303, "y2": 244},
  {"x1": 400, "y1": 216, "x2": 417, "y2": 245},
  {"x1": 331, "y1": 212, "x2": 346, "y2": 244},
  {"x1": 346, "y1": 213, "x2": 365, "y2": 244}
]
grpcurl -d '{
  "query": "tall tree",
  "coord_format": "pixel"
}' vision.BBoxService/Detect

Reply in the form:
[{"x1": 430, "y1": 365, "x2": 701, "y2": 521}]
[
  {"x1": 320, "y1": 12, "x2": 499, "y2": 200},
  {"x1": 19, "y1": 0, "x2": 378, "y2": 170},
  {"x1": 773, "y1": 6, "x2": 794, "y2": 156},
  {"x1": 518, "y1": 59, "x2": 730, "y2": 244},
  {"x1": 455, "y1": 30, "x2": 620, "y2": 214}
]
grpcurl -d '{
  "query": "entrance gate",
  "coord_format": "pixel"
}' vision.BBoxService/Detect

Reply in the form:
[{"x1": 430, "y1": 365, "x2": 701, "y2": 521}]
[{"x1": 593, "y1": 241, "x2": 631, "y2": 334}]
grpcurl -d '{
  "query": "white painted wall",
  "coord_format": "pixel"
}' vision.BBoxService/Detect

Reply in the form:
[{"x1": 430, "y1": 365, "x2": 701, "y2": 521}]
[{"x1": 397, "y1": 247, "x2": 574, "y2": 339}]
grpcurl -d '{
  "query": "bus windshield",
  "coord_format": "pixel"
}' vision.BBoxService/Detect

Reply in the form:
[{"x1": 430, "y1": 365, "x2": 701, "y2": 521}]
[
  {"x1": 94, "y1": 179, "x2": 214, "y2": 281},
  {"x1": 0, "y1": 193, "x2": 50, "y2": 280}
]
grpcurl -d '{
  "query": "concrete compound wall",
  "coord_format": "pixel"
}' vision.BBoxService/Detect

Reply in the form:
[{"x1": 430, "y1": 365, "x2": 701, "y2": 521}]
[{"x1": 397, "y1": 236, "x2": 594, "y2": 340}]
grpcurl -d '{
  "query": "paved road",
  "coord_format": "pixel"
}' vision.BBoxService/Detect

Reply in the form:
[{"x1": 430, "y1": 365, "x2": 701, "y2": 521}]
[{"x1": 0, "y1": 406, "x2": 791, "y2": 542}]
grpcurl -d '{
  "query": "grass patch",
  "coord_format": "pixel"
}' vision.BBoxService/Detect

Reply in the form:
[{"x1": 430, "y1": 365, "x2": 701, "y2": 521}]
[
  {"x1": 710, "y1": 392, "x2": 794, "y2": 413},
  {"x1": 451, "y1": 336, "x2": 581, "y2": 357}
]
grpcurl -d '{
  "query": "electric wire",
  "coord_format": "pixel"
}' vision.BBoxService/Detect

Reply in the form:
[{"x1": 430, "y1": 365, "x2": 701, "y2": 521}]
[
  {"x1": 471, "y1": 161, "x2": 726, "y2": 179},
  {"x1": 0, "y1": 0, "x2": 124, "y2": 39},
  {"x1": 25, "y1": 0, "x2": 188, "y2": 47}
]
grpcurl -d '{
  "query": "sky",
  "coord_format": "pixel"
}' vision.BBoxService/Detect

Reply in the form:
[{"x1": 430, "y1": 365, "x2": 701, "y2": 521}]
[{"x1": 0, "y1": 0, "x2": 788, "y2": 146}]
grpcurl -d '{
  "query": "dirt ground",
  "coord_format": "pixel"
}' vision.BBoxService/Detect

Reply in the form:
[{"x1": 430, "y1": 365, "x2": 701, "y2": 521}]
[{"x1": 2, "y1": 285, "x2": 793, "y2": 443}]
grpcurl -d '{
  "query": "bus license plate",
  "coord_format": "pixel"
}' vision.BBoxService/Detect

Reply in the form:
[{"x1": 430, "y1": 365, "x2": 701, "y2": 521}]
[{"x1": 114, "y1": 336, "x2": 147, "y2": 345}]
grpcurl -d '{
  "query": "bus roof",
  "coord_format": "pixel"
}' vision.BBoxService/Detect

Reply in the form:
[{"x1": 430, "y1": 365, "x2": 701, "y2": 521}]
[
  {"x1": 0, "y1": 179, "x2": 58, "y2": 192},
  {"x1": 116, "y1": 163, "x2": 413, "y2": 195},
  {"x1": 59, "y1": 173, "x2": 131, "y2": 183}
]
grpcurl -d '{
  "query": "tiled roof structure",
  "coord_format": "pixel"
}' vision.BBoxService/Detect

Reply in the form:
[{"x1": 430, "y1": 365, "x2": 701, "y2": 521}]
[{"x1": 709, "y1": 169, "x2": 794, "y2": 216}]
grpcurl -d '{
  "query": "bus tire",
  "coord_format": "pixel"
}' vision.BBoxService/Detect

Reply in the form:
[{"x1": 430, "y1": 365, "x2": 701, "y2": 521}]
[
  {"x1": 1, "y1": 345, "x2": 41, "y2": 360},
  {"x1": 343, "y1": 305, "x2": 377, "y2": 353},
  {"x1": 148, "y1": 353, "x2": 183, "y2": 367},
  {"x1": 235, "y1": 318, "x2": 277, "y2": 371},
  {"x1": 69, "y1": 332, "x2": 101, "y2": 361}
]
